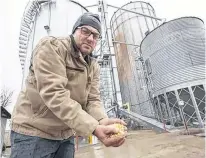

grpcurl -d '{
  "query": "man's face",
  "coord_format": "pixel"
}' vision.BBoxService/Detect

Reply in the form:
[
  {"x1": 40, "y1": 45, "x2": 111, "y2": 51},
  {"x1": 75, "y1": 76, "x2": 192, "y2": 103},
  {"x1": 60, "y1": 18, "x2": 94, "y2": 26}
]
[{"x1": 73, "y1": 25, "x2": 100, "y2": 56}]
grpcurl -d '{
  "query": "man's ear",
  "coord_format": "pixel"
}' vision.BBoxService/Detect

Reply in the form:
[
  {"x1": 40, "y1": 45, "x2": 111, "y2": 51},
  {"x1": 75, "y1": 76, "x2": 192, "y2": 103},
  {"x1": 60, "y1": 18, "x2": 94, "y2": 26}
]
[
  {"x1": 72, "y1": 32, "x2": 76, "y2": 38},
  {"x1": 72, "y1": 32, "x2": 77, "y2": 41},
  {"x1": 73, "y1": 29, "x2": 80, "y2": 40}
]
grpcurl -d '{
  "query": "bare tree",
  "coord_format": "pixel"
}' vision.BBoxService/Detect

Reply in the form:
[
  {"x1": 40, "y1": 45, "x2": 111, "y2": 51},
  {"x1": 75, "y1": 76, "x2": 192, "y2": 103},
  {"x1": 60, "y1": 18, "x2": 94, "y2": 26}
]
[{"x1": 1, "y1": 88, "x2": 13, "y2": 108}]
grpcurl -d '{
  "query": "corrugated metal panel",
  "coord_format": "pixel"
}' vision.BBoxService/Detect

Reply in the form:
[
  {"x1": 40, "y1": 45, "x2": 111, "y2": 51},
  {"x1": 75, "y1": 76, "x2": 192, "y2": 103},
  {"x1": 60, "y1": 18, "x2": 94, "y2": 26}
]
[
  {"x1": 141, "y1": 17, "x2": 205, "y2": 91},
  {"x1": 153, "y1": 65, "x2": 205, "y2": 90}
]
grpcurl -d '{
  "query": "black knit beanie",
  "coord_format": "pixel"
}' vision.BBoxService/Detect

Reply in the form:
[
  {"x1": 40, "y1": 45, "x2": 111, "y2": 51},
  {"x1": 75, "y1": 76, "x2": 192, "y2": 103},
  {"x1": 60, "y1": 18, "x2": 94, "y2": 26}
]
[{"x1": 72, "y1": 12, "x2": 101, "y2": 34}]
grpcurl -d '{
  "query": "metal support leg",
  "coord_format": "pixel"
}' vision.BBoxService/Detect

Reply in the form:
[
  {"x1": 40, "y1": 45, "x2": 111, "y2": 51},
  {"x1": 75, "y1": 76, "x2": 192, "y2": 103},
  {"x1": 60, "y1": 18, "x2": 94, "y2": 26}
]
[
  {"x1": 164, "y1": 93, "x2": 174, "y2": 126},
  {"x1": 203, "y1": 84, "x2": 206, "y2": 91},
  {"x1": 156, "y1": 96, "x2": 164, "y2": 123},
  {"x1": 174, "y1": 90, "x2": 189, "y2": 133},
  {"x1": 188, "y1": 87, "x2": 204, "y2": 128}
]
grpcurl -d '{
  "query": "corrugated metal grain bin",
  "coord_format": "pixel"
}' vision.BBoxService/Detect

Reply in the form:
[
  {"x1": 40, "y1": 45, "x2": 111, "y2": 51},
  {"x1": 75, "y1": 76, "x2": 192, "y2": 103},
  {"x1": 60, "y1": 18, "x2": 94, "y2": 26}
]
[
  {"x1": 140, "y1": 17, "x2": 205, "y2": 126},
  {"x1": 140, "y1": 17, "x2": 205, "y2": 92},
  {"x1": 110, "y1": 1, "x2": 159, "y2": 117}
]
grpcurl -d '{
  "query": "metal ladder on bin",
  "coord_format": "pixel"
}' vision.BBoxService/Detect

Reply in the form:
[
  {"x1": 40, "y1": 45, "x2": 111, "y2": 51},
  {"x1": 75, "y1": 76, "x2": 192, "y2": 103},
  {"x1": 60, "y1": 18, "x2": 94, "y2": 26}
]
[{"x1": 19, "y1": 0, "x2": 42, "y2": 72}]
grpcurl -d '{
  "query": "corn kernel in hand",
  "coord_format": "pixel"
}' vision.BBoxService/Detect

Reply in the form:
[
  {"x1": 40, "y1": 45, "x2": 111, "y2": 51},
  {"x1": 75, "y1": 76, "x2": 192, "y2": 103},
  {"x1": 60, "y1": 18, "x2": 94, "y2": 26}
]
[{"x1": 111, "y1": 123, "x2": 127, "y2": 137}]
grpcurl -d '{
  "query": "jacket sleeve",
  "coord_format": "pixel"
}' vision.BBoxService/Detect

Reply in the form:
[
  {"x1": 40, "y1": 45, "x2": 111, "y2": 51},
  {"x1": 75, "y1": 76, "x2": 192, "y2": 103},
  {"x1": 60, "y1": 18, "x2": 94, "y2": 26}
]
[
  {"x1": 33, "y1": 37, "x2": 99, "y2": 136},
  {"x1": 85, "y1": 62, "x2": 108, "y2": 121}
]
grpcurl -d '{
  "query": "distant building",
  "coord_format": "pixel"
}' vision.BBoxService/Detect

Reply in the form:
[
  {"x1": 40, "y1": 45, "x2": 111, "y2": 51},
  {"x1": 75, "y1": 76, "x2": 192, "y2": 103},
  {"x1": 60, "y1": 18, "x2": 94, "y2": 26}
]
[{"x1": 1, "y1": 106, "x2": 11, "y2": 156}]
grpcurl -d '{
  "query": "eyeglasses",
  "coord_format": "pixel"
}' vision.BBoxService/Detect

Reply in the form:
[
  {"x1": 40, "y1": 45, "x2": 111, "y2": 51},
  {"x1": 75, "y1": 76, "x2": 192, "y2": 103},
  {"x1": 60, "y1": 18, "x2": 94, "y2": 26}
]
[{"x1": 78, "y1": 27, "x2": 101, "y2": 41}]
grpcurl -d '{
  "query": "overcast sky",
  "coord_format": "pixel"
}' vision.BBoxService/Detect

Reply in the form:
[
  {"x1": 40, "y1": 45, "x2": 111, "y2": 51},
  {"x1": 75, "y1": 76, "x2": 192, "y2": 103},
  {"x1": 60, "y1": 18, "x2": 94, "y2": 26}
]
[{"x1": 1, "y1": 0, "x2": 206, "y2": 113}]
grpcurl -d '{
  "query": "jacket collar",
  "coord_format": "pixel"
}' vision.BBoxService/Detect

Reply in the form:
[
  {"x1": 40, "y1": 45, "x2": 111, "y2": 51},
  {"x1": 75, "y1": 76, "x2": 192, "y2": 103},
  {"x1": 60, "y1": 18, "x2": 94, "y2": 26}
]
[
  {"x1": 70, "y1": 35, "x2": 92, "y2": 65},
  {"x1": 70, "y1": 35, "x2": 81, "y2": 58}
]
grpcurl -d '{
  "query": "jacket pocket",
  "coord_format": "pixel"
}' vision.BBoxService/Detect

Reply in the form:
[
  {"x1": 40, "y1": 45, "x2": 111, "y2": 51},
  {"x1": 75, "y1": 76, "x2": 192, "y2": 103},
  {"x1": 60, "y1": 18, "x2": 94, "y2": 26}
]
[
  {"x1": 66, "y1": 66, "x2": 85, "y2": 81},
  {"x1": 32, "y1": 106, "x2": 48, "y2": 118},
  {"x1": 66, "y1": 66, "x2": 84, "y2": 72}
]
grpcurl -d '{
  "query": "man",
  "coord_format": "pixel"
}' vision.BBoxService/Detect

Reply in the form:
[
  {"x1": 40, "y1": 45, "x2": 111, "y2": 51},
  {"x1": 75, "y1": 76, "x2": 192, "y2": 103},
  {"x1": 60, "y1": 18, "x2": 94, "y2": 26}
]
[{"x1": 10, "y1": 12, "x2": 126, "y2": 158}]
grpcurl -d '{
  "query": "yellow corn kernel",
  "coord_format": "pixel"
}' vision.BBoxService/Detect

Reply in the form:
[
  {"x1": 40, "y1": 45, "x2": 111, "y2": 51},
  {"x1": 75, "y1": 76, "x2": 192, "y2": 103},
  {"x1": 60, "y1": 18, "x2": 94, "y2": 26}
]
[{"x1": 111, "y1": 123, "x2": 126, "y2": 137}]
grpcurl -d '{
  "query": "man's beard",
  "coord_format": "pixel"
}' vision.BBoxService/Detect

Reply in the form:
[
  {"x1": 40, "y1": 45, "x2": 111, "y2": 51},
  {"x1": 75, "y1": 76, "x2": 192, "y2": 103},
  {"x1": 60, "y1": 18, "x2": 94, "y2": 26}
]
[{"x1": 81, "y1": 47, "x2": 93, "y2": 55}]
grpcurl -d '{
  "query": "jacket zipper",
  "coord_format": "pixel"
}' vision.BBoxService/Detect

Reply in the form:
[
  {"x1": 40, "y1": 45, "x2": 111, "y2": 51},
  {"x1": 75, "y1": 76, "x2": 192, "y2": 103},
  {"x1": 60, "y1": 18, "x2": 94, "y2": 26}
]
[{"x1": 78, "y1": 56, "x2": 93, "y2": 90}]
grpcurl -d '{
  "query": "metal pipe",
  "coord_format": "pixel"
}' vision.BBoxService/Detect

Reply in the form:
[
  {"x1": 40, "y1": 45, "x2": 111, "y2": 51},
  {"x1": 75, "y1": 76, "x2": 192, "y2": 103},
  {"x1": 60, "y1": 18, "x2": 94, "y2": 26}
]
[
  {"x1": 156, "y1": 96, "x2": 164, "y2": 123},
  {"x1": 70, "y1": 0, "x2": 89, "y2": 12},
  {"x1": 107, "y1": 4, "x2": 162, "y2": 21},
  {"x1": 180, "y1": 104, "x2": 190, "y2": 135},
  {"x1": 112, "y1": 40, "x2": 140, "y2": 47},
  {"x1": 85, "y1": 4, "x2": 98, "y2": 8},
  {"x1": 47, "y1": 0, "x2": 51, "y2": 34},
  {"x1": 95, "y1": 54, "x2": 115, "y2": 57},
  {"x1": 203, "y1": 84, "x2": 206, "y2": 91},
  {"x1": 164, "y1": 93, "x2": 175, "y2": 126}
]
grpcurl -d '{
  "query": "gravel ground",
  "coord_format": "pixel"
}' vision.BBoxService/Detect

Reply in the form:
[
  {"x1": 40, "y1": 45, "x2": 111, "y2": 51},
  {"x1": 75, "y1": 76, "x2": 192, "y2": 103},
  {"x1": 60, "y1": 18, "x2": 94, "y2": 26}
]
[
  {"x1": 2, "y1": 130, "x2": 205, "y2": 158},
  {"x1": 75, "y1": 130, "x2": 205, "y2": 158}
]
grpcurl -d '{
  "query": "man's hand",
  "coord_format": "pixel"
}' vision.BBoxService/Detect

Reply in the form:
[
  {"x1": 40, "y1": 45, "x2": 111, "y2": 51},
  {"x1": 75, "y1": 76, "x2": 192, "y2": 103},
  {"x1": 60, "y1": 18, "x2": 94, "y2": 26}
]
[
  {"x1": 93, "y1": 125, "x2": 126, "y2": 147},
  {"x1": 99, "y1": 118, "x2": 127, "y2": 126}
]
